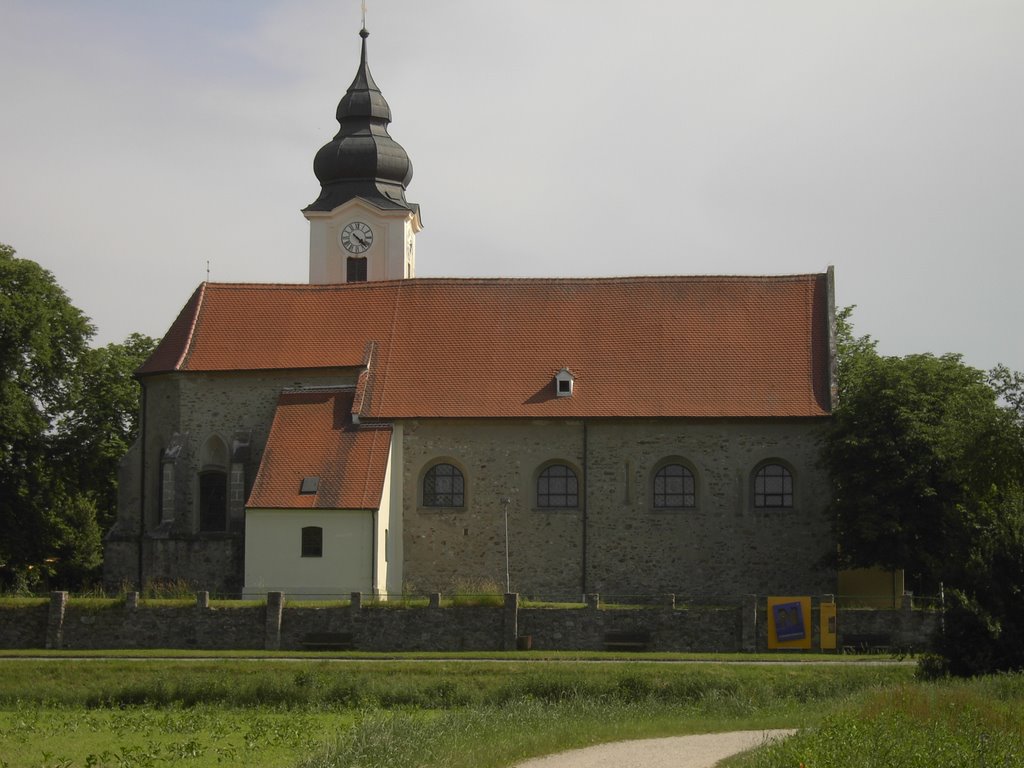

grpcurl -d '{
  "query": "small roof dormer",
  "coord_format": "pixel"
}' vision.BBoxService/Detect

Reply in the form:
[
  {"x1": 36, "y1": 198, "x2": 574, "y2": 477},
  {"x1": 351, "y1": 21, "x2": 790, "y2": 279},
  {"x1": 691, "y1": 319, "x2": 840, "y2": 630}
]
[{"x1": 555, "y1": 368, "x2": 575, "y2": 398}]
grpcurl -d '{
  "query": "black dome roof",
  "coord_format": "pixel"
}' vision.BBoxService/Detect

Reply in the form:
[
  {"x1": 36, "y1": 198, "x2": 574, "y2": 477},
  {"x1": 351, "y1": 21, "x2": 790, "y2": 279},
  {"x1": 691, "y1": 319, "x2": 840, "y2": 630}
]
[{"x1": 305, "y1": 28, "x2": 416, "y2": 213}]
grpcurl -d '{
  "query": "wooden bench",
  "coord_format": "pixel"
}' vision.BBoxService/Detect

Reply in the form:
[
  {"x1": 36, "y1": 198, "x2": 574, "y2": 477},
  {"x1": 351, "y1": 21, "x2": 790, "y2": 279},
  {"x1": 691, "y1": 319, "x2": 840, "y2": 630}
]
[
  {"x1": 300, "y1": 632, "x2": 355, "y2": 651},
  {"x1": 841, "y1": 633, "x2": 892, "y2": 654},
  {"x1": 604, "y1": 630, "x2": 651, "y2": 651}
]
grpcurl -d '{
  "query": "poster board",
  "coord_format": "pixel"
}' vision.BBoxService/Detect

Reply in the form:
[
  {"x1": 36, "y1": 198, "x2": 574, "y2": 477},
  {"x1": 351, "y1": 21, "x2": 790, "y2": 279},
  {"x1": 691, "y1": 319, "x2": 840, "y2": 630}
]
[{"x1": 767, "y1": 596, "x2": 812, "y2": 650}]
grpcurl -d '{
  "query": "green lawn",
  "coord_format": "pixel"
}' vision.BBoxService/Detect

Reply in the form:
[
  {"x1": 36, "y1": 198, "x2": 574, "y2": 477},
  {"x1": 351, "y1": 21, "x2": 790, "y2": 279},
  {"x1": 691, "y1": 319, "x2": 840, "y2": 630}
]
[
  {"x1": 0, "y1": 707, "x2": 347, "y2": 768},
  {"x1": 4, "y1": 656, "x2": 1017, "y2": 768}
]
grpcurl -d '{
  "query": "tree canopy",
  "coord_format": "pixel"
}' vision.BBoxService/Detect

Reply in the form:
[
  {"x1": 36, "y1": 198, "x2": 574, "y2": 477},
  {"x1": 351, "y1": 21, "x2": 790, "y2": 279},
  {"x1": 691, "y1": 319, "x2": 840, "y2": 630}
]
[
  {"x1": 0, "y1": 243, "x2": 153, "y2": 591},
  {"x1": 825, "y1": 307, "x2": 1024, "y2": 674}
]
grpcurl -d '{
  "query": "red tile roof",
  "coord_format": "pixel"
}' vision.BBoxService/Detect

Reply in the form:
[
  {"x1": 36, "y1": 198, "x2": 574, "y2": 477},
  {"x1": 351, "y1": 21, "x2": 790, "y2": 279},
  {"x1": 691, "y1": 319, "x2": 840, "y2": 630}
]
[
  {"x1": 247, "y1": 389, "x2": 392, "y2": 509},
  {"x1": 140, "y1": 275, "x2": 833, "y2": 418}
]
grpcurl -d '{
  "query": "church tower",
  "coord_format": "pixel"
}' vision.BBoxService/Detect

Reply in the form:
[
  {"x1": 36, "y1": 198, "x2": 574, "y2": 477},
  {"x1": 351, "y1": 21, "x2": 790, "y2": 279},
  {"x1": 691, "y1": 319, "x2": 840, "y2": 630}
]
[{"x1": 303, "y1": 26, "x2": 421, "y2": 284}]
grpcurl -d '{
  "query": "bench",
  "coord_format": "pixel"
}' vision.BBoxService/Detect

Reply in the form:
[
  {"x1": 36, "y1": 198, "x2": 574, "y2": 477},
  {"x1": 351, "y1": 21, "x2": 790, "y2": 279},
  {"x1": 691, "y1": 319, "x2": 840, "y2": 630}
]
[
  {"x1": 604, "y1": 630, "x2": 651, "y2": 651},
  {"x1": 300, "y1": 632, "x2": 355, "y2": 651},
  {"x1": 841, "y1": 633, "x2": 892, "y2": 654}
]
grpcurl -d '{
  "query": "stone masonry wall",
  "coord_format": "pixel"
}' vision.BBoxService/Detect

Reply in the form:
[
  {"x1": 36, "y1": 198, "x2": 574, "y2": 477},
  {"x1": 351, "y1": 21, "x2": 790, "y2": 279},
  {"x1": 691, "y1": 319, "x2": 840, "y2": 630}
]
[
  {"x1": 839, "y1": 604, "x2": 940, "y2": 652},
  {"x1": 107, "y1": 378, "x2": 835, "y2": 603},
  {"x1": 0, "y1": 602, "x2": 49, "y2": 648},
  {"x1": 519, "y1": 605, "x2": 742, "y2": 652},
  {"x1": 57, "y1": 603, "x2": 265, "y2": 651},
  {"x1": 278, "y1": 604, "x2": 507, "y2": 652},
  {"x1": 3, "y1": 592, "x2": 937, "y2": 653},
  {"x1": 104, "y1": 370, "x2": 358, "y2": 593},
  {"x1": 401, "y1": 418, "x2": 835, "y2": 600}
]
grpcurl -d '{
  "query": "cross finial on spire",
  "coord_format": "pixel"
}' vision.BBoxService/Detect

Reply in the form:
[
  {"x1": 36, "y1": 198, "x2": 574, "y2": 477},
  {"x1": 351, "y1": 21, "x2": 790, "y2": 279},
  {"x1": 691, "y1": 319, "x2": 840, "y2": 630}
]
[{"x1": 361, "y1": 0, "x2": 367, "y2": 32}]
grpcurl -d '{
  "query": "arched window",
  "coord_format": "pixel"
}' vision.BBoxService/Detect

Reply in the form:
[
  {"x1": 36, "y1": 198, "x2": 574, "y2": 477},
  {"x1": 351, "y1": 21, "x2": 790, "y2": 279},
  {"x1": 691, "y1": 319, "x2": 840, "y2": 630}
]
[
  {"x1": 301, "y1": 526, "x2": 323, "y2": 558},
  {"x1": 199, "y1": 471, "x2": 227, "y2": 531},
  {"x1": 423, "y1": 463, "x2": 465, "y2": 507},
  {"x1": 653, "y1": 463, "x2": 696, "y2": 509},
  {"x1": 198, "y1": 435, "x2": 228, "y2": 532},
  {"x1": 754, "y1": 463, "x2": 793, "y2": 508},
  {"x1": 537, "y1": 463, "x2": 579, "y2": 508}
]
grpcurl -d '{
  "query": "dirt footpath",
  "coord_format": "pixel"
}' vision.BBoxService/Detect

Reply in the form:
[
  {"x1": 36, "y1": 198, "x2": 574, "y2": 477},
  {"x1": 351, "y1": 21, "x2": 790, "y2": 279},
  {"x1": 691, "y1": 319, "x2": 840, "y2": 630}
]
[{"x1": 513, "y1": 729, "x2": 796, "y2": 768}]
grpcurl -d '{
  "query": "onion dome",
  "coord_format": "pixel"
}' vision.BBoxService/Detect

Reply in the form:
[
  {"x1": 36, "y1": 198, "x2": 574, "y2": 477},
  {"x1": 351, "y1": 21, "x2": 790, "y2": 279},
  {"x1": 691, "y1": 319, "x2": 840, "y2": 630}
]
[{"x1": 305, "y1": 27, "x2": 417, "y2": 213}]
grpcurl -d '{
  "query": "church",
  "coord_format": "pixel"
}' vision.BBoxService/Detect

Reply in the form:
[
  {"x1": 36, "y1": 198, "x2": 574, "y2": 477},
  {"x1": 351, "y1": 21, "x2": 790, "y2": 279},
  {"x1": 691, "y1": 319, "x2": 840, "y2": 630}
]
[{"x1": 104, "y1": 26, "x2": 838, "y2": 602}]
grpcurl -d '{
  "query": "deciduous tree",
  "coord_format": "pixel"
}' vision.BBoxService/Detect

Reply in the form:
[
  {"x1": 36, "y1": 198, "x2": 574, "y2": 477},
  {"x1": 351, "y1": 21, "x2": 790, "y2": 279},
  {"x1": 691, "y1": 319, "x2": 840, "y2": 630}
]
[
  {"x1": 1, "y1": 243, "x2": 151, "y2": 590},
  {"x1": 54, "y1": 332, "x2": 155, "y2": 532},
  {"x1": 825, "y1": 309, "x2": 1024, "y2": 594},
  {"x1": 826, "y1": 308, "x2": 1024, "y2": 674}
]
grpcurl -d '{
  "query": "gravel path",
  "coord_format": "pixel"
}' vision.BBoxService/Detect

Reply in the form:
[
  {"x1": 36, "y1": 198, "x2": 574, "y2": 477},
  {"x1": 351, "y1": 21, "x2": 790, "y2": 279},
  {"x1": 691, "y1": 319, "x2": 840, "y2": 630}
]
[{"x1": 512, "y1": 729, "x2": 796, "y2": 768}]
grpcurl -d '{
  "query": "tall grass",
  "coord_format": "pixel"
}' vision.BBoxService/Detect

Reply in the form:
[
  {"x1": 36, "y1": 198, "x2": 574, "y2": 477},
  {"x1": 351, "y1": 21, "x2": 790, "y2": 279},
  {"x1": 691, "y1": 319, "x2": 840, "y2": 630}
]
[
  {"x1": 0, "y1": 660, "x2": 910, "y2": 710},
  {"x1": 727, "y1": 674, "x2": 1024, "y2": 768}
]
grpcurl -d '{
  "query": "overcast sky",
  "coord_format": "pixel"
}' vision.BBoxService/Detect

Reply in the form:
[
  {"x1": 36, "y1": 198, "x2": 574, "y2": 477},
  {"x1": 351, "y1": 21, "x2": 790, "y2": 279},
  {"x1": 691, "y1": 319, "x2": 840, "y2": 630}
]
[{"x1": 2, "y1": 1, "x2": 1021, "y2": 373}]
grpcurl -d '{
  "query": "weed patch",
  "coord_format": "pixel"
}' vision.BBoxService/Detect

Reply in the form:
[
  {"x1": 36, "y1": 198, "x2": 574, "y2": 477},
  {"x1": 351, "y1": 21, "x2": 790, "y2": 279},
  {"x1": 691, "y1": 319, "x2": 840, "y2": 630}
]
[{"x1": 726, "y1": 675, "x2": 1024, "y2": 768}]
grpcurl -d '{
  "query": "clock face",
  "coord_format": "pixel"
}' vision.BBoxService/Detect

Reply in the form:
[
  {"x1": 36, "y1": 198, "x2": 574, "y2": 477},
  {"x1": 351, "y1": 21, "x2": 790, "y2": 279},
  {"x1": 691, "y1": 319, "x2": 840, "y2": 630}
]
[{"x1": 340, "y1": 221, "x2": 374, "y2": 254}]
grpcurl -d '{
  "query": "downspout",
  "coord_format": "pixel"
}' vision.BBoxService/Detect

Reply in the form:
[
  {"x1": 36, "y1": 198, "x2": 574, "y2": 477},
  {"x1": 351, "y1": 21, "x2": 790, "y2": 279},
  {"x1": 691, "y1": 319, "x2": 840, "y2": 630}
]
[
  {"x1": 371, "y1": 509, "x2": 378, "y2": 597},
  {"x1": 137, "y1": 383, "x2": 147, "y2": 591},
  {"x1": 581, "y1": 420, "x2": 589, "y2": 597}
]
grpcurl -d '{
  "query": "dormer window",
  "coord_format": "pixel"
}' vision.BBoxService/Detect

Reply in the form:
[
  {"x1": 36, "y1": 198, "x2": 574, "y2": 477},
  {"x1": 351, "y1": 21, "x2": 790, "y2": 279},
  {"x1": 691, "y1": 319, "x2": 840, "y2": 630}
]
[{"x1": 555, "y1": 368, "x2": 575, "y2": 398}]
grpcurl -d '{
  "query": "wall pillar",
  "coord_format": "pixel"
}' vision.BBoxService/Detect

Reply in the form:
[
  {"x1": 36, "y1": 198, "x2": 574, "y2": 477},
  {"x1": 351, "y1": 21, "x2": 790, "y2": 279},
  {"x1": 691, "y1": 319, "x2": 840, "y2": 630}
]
[
  {"x1": 125, "y1": 592, "x2": 139, "y2": 610},
  {"x1": 428, "y1": 592, "x2": 441, "y2": 608},
  {"x1": 46, "y1": 591, "x2": 69, "y2": 650},
  {"x1": 265, "y1": 591, "x2": 284, "y2": 651},
  {"x1": 585, "y1": 593, "x2": 600, "y2": 610},
  {"x1": 196, "y1": 591, "x2": 210, "y2": 609},
  {"x1": 350, "y1": 592, "x2": 362, "y2": 611},
  {"x1": 228, "y1": 430, "x2": 251, "y2": 532}
]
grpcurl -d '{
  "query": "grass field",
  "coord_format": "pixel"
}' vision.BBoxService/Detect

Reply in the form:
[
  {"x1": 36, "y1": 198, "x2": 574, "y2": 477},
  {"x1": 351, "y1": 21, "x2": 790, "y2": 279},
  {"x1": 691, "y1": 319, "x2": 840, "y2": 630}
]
[{"x1": 0, "y1": 655, "x2": 1019, "y2": 768}]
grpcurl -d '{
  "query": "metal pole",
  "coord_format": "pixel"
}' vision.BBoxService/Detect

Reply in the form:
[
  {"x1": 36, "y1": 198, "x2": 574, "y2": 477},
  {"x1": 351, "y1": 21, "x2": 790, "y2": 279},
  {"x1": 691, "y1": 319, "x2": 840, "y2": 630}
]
[{"x1": 501, "y1": 497, "x2": 511, "y2": 593}]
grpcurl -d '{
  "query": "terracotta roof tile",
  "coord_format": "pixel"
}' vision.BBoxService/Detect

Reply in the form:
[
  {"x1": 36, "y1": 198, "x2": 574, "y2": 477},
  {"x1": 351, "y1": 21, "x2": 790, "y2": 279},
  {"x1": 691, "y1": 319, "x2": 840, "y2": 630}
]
[
  {"x1": 247, "y1": 389, "x2": 392, "y2": 509},
  {"x1": 140, "y1": 275, "x2": 832, "y2": 418}
]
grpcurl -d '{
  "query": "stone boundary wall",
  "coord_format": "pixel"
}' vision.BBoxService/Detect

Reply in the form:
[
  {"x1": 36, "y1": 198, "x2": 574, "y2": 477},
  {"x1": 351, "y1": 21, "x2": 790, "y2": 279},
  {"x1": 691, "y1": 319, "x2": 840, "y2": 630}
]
[
  {"x1": 0, "y1": 592, "x2": 938, "y2": 653},
  {"x1": 0, "y1": 602, "x2": 49, "y2": 648}
]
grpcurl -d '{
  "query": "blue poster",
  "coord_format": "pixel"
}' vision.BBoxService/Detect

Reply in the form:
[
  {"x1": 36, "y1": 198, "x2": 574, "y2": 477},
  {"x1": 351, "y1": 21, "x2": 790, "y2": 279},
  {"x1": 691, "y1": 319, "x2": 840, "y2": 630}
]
[{"x1": 773, "y1": 601, "x2": 806, "y2": 642}]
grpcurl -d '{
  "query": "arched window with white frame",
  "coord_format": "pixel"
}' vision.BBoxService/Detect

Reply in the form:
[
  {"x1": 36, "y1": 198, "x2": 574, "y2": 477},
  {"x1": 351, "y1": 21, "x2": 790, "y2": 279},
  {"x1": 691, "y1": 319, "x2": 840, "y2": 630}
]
[
  {"x1": 652, "y1": 461, "x2": 697, "y2": 509},
  {"x1": 536, "y1": 463, "x2": 579, "y2": 509},
  {"x1": 753, "y1": 462, "x2": 794, "y2": 509},
  {"x1": 422, "y1": 462, "x2": 465, "y2": 508}
]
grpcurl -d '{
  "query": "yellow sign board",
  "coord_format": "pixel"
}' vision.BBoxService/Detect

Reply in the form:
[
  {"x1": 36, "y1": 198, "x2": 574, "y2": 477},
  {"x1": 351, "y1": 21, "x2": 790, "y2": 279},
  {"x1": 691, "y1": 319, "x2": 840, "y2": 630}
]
[
  {"x1": 767, "y1": 596, "x2": 812, "y2": 650},
  {"x1": 820, "y1": 602, "x2": 837, "y2": 651}
]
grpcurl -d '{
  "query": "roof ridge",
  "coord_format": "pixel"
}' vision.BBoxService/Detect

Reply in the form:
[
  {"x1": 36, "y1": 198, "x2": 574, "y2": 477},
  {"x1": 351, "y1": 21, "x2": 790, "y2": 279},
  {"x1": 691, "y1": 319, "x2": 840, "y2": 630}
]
[
  {"x1": 175, "y1": 282, "x2": 207, "y2": 371},
  {"x1": 200, "y1": 272, "x2": 827, "y2": 291},
  {"x1": 280, "y1": 384, "x2": 356, "y2": 394}
]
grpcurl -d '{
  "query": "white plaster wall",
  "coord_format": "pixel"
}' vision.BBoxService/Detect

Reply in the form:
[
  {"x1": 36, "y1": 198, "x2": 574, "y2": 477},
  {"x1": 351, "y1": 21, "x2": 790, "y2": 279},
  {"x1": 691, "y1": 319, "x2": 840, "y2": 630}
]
[
  {"x1": 374, "y1": 442, "x2": 392, "y2": 597},
  {"x1": 243, "y1": 509, "x2": 373, "y2": 599},
  {"x1": 384, "y1": 423, "x2": 404, "y2": 596},
  {"x1": 305, "y1": 199, "x2": 418, "y2": 284},
  {"x1": 307, "y1": 219, "x2": 334, "y2": 283}
]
